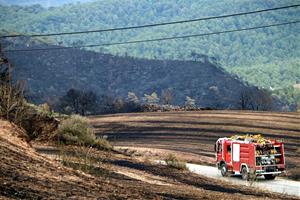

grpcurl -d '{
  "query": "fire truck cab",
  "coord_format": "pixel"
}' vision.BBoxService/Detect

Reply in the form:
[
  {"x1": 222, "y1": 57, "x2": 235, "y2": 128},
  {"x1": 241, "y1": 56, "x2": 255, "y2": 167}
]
[{"x1": 215, "y1": 135, "x2": 285, "y2": 180}]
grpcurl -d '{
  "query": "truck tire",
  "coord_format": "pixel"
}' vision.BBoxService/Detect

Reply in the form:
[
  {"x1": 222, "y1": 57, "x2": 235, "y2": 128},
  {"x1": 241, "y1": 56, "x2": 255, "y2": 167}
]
[
  {"x1": 220, "y1": 163, "x2": 228, "y2": 177},
  {"x1": 241, "y1": 167, "x2": 249, "y2": 180},
  {"x1": 264, "y1": 174, "x2": 276, "y2": 180}
]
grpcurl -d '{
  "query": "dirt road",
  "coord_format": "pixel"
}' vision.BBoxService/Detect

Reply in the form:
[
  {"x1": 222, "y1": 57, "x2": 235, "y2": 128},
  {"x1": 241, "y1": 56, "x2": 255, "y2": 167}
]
[{"x1": 187, "y1": 163, "x2": 300, "y2": 197}]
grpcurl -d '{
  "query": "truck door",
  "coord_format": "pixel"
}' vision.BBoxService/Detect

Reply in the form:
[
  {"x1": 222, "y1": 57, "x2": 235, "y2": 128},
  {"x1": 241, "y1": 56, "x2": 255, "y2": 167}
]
[{"x1": 225, "y1": 143, "x2": 232, "y2": 164}]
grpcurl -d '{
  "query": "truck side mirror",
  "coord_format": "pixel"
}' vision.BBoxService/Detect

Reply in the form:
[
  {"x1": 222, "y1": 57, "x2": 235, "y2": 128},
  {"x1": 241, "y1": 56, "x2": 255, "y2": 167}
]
[{"x1": 214, "y1": 144, "x2": 216, "y2": 152}]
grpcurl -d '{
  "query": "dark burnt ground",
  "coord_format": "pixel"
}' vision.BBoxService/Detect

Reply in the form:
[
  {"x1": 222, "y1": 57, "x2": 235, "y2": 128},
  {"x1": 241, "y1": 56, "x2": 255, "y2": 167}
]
[
  {"x1": 34, "y1": 144, "x2": 299, "y2": 200},
  {"x1": 107, "y1": 158, "x2": 299, "y2": 200}
]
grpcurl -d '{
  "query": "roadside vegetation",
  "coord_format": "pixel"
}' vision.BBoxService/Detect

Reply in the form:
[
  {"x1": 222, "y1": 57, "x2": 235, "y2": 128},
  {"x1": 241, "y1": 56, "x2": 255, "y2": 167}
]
[
  {"x1": 57, "y1": 115, "x2": 112, "y2": 151},
  {"x1": 165, "y1": 153, "x2": 187, "y2": 170}
]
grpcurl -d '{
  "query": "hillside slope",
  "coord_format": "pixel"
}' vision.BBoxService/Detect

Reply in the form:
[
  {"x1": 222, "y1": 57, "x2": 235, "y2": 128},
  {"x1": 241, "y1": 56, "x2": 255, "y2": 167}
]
[
  {"x1": 3, "y1": 38, "x2": 269, "y2": 110},
  {"x1": 0, "y1": 120, "x2": 139, "y2": 199}
]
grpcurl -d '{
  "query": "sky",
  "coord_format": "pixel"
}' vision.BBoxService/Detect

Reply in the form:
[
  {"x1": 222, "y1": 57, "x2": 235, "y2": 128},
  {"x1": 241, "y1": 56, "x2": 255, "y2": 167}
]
[{"x1": 0, "y1": 0, "x2": 95, "y2": 7}]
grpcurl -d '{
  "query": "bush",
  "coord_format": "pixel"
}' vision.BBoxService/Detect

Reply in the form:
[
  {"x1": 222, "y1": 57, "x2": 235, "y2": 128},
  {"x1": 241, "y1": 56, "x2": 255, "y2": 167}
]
[
  {"x1": 165, "y1": 153, "x2": 187, "y2": 170},
  {"x1": 57, "y1": 115, "x2": 112, "y2": 150},
  {"x1": 57, "y1": 115, "x2": 96, "y2": 145},
  {"x1": 93, "y1": 138, "x2": 112, "y2": 151}
]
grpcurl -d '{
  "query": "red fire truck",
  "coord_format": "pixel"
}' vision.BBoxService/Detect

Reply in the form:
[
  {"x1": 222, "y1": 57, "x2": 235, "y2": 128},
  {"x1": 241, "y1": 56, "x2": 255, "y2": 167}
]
[{"x1": 215, "y1": 135, "x2": 285, "y2": 180}]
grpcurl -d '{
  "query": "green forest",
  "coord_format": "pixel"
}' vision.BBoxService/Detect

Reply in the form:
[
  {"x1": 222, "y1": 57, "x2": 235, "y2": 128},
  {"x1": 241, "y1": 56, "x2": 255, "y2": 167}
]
[
  {"x1": 230, "y1": 58, "x2": 300, "y2": 105},
  {"x1": 0, "y1": 0, "x2": 300, "y2": 105}
]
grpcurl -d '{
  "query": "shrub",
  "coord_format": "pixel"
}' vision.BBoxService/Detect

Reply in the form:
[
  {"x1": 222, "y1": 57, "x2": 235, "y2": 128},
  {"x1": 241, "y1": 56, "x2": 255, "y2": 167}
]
[
  {"x1": 165, "y1": 153, "x2": 187, "y2": 170},
  {"x1": 57, "y1": 115, "x2": 96, "y2": 146},
  {"x1": 93, "y1": 138, "x2": 112, "y2": 151},
  {"x1": 57, "y1": 115, "x2": 112, "y2": 151}
]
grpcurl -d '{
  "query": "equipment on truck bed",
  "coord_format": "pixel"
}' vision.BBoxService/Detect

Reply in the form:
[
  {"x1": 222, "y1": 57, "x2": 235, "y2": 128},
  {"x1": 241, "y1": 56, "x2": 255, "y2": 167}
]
[{"x1": 215, "y1": 134, "x2": 285, "y2": 180}]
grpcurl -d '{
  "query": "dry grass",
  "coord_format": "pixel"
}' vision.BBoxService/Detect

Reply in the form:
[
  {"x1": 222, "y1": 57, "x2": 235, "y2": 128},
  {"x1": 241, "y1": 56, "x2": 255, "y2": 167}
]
[
  {"x1": 165, "y1": 153, "x2": 187, "y2": 170},
  {"x1": 93, "y1": 138, "x2": 113, "y2": 151}
]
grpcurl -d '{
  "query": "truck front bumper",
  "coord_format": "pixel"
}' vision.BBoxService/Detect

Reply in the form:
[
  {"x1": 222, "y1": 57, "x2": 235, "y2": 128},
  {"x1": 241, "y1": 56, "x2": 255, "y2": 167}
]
[
  {"x1": 255, "y1": 165, "x2": 285, "y2": 175},
  {"x1": 255, "y1": 171, "x2": 284, "y2": 175}
]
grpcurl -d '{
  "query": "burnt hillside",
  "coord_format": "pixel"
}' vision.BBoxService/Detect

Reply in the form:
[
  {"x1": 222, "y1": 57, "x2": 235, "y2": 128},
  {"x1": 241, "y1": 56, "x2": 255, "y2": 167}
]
[{"x1": 3, "y1": 38, "x2": 276, "y2": 109}]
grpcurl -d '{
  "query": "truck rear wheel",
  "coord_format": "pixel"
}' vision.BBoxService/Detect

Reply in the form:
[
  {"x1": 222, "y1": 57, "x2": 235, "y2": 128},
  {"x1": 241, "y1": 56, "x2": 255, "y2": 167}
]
[
  {"x1": 220, "y1": 163, "x2": 228, "y2": 177},
  {"x1": 264, "y1": 174, "x2": 276, "y2": 180},
  {"x1": 241, "y1": 167, "x2": 248, "y2": 180}
]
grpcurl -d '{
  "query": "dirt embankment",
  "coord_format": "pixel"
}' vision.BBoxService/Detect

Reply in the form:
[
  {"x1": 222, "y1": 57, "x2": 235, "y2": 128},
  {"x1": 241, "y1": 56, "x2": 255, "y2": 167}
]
[{"x1": 0, "y1": 120, "x2": 139, "y2": 199}]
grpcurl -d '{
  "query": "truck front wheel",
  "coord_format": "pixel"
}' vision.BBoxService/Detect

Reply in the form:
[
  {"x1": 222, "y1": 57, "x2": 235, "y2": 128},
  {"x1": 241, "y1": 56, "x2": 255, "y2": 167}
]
[
  {"x1": 241, "y1": 167, "x2": 249, "y2": 180},
  {"x1": 264, "y1": 174, "x2": 276, "y2": 180},
  {"x1": 220, "y1": 163, "x2": 228, "y2": 177}
]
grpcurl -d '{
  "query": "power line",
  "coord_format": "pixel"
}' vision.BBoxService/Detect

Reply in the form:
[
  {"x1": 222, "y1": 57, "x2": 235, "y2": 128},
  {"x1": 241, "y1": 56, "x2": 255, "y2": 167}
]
[
  {"x1": 3, "y1": 20, "x2": 300, "y2": 53},
  {"x1": 1, "y1": 4, "x2": 300, "y2": 39}
]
